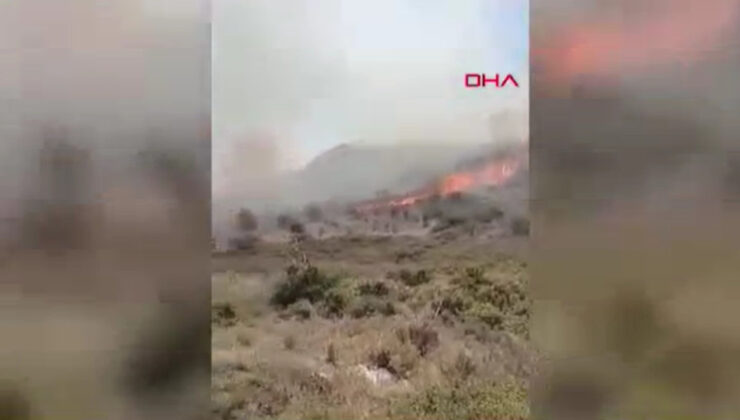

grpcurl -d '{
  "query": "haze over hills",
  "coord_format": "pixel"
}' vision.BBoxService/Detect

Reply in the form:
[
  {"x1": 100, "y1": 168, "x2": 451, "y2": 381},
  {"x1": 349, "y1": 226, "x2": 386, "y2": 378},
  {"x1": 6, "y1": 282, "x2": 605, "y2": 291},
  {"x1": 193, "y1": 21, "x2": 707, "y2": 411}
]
[
  {"x1": 295, "y1": 141, "x2": 508, "y2": 201},
  {"x1": 214, "y1": 140, "x2": 523, "y2": 211},
  {"x1": 212, "y1": 139, "x2": 526, "y2": 245}
]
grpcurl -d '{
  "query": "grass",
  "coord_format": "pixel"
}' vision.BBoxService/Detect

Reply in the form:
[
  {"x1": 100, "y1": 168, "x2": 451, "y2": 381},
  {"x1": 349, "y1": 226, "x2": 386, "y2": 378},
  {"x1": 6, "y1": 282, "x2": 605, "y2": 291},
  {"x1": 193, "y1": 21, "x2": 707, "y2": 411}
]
[
  {"x1": 212, "y1": 236, "x2": 533, "y2": 420},
  {"x1": 391, "y1": 380, "x2": 529, "y2": 420}
]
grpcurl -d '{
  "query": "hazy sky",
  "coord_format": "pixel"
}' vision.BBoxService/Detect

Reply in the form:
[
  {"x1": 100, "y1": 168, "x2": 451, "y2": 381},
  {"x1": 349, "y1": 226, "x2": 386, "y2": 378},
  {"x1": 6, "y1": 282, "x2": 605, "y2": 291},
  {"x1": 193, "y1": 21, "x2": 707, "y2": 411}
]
[{"x1": 213, "y1": 0, "x2": 528, "y2": 187}]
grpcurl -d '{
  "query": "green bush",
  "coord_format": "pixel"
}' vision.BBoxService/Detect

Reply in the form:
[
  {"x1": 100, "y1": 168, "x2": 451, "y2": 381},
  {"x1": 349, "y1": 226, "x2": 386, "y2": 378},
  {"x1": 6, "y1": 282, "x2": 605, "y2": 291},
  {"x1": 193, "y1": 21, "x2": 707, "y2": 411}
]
[
  {"x1": 434, "y1": 265, "x2": 529, "y2": 336},
  {"x1": 467, "y1": 302, "x2": 504, "y2": 329},
  {"x1": 271, "y1": 265, "x2": 340, "y2": 308},
  {"x1": 393, "y1": 380, "x2": 529, "y2": 420},
  {"x1": 322, "y1": 288, "x2": 352, "y2": 317}
]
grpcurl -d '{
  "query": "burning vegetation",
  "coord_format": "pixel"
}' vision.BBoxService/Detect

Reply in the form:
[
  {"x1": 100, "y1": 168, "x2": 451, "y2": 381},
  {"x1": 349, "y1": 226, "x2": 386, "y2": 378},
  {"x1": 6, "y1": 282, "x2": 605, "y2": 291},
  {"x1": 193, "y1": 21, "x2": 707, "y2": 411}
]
[{"x1": 352, "y1": 147, "x2": 526, "y2": 215}]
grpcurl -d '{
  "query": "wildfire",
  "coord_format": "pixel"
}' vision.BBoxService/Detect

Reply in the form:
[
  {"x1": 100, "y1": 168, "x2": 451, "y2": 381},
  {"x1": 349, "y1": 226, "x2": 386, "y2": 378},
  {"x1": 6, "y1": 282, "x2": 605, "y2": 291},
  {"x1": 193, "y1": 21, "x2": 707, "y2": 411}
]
[
  {"x1": 439, "y1": 156, "x2": 520, "y2": 196},
  {"x1": 533, "y1": 0, "x2": 738, "y2": 92},
  {"x1": 353, "y1": 153, "x2": 524, "y2": 214}
]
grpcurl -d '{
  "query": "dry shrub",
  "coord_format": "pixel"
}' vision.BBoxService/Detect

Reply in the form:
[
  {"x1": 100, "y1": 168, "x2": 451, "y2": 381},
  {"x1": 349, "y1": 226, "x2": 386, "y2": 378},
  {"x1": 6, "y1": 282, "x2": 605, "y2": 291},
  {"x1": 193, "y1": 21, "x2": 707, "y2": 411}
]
[
  {"x1": 452, "y1": 351, "x2": 476, "y2": 380},
  {"x1": 357, "y1": 281, "x2": 390, "y2": 297},
  {"x1": 369, "y1": 348, "x2": 393, "y2": 371},
  {"x1": 397, "y1": 324, "x2": 440, "y2": 357},
  {"x1": 287, "y1": 299, "x2": 314, "y2": 320},
  {"x1": 326, "y1": 343, "x2": 338, "y2": 366},
  {"x1": 397, "y1": 268, "x2": 432, "y2": 287},
  {"x1": 235, "y1": 327, "x2": 253, "y2": 347},
  {"x1": 350, "y1": 296, "x2": 396, "y2": 319},
  {"x1": 368, "y1": 345, "x2": 418, "y2": 380},
  {"x1": 283, "y1": 335, "x2": 297, "y2": 350},
  {"x1": 212, "y1": 302, "x2": 237, "y2": 327}
]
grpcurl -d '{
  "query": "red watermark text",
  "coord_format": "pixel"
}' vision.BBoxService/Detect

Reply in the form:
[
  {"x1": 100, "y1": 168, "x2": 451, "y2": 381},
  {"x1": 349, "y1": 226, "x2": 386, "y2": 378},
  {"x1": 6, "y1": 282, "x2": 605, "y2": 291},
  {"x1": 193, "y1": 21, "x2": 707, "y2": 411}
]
[{"x1": 465, "y1": 73, "x2": 519, "y2": 88}]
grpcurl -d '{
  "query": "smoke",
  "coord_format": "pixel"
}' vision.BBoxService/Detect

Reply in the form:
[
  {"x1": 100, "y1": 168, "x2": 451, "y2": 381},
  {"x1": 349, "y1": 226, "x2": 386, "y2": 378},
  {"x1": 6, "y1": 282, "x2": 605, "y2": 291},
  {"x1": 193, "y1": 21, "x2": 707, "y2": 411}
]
[
  {"x1": 532, "y1": 1, "x2": 740, "y2": 418},
  {"x1": 0, "y1": 1, "x2": 210, "y2": 419},
  {"x1": 213, "y1": 0, "x2": 528, "y2": 237}
]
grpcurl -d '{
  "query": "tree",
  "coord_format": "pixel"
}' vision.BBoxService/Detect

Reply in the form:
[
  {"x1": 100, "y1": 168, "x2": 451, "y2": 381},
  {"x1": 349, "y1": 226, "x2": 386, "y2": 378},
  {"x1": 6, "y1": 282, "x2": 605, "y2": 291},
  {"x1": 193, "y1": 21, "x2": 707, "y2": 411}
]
[
  {"x1": 236, "y1": 208, "x2": 258, "y2": 232},
  {"x1": 289, "y1": 222, "x2": 305, "y2": 235},
  {"x1": 304, "y1": 204, "x2": 323, "y2": 222},
  {"x1": 277, "y1": 213, "x2": 296, "y2": 229}
]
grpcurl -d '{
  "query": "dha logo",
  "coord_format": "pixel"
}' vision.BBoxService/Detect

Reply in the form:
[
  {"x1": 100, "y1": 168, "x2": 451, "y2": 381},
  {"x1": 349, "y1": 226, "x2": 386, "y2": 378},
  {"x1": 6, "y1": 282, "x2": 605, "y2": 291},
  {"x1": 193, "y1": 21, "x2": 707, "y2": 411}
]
[{"x1": 465, "y1": 73, "x2": 519, "y2": 88}]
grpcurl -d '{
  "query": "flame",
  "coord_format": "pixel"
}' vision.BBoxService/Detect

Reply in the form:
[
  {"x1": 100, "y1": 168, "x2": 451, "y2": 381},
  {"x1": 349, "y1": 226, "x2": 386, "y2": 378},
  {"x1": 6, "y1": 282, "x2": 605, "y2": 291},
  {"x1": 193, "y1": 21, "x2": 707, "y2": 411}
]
[
  {"x1": 534, "y1": 0, "x2": 738, "y2": 91},
  {"x1": 353, "y1": 153, "x2": 525, "y2": 214}
]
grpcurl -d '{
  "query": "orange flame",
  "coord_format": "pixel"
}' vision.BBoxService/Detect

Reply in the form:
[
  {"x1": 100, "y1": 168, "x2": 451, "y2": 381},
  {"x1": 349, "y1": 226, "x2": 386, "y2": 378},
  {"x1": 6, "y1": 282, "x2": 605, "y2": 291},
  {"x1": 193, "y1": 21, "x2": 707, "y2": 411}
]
[
  {"x1": 534, "y1": 0, "x2": 738, "y2": 92},
  {"x1": 439, "y1": 157, "x2": 521, "y2": 196},
  {"x1": 353, "y1": 154, "x2": 524, "y2": 214}
]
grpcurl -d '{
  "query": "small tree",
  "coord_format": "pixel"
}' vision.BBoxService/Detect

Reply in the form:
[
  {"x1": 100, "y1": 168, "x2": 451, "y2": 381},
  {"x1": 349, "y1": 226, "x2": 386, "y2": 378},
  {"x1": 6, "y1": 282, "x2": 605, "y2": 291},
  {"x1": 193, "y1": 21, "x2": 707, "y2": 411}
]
[
  {"x1": 236, "y1": 208, "x2": 258, "y2": 232},
  {"x1": 277, "y1": 213, "x2": 296, "y2": 229},
  {"x1": 289, "y1": 222, "x2": 305, "y2": 235},
  {"x1": 304, "y1": 204, "x2": 323, "y2": 222}
]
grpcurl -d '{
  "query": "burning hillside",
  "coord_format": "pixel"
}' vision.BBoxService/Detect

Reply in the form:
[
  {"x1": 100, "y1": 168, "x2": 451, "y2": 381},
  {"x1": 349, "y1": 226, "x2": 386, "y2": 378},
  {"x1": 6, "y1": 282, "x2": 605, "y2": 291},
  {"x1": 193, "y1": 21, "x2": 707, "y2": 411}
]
[{"x1": 353, "y1": 146, "x2": 527, "y2": 214}]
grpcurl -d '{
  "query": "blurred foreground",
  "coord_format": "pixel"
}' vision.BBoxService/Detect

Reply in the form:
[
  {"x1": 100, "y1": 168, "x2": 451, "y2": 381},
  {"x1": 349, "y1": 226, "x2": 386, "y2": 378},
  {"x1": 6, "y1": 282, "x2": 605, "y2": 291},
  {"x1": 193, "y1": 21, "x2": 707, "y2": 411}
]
[
  {"x1": 532, "y1": 0, "x2": 740, "y2": 418},
  {"x1": 0, "y1": 1, "x2": 210, "y2": 419}
]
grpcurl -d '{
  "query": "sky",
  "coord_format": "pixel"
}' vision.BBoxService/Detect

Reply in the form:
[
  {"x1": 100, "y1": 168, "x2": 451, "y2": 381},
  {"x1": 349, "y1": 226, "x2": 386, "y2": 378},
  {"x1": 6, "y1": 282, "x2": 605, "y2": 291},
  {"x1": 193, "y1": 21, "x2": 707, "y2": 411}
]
[{"x1": 213, "y1": 0, "x2": 528, "y2": 194}]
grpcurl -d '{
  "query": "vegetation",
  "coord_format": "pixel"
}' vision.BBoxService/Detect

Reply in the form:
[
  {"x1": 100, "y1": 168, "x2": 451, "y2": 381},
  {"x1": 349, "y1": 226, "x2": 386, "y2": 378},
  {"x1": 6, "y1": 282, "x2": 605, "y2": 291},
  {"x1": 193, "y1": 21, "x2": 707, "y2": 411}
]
[
  {"x1": 228, "y1": 234, "x2": 258, "y2": 251},
  {"x1": 393, "y1": 380, "x2": 529, "y2": 420},
  {"x1": 304, "y1": 204, "x2": 323, "y2": 222},
  {"x1": 236, "y1": 208, "x2": 258, "y2": 231},
  {"x1": 397, "y1": 268, "x2": 432, "y2": 287},
  {"x1": 213, "y1": 233, "x2": 532, "y2": 420},
  {"x1": 276, "y1": 213, "x2": 298, "y2": 229},
  {"x1": 435, "y1": 265, "x2": 530, "y2": 337},
  {"x1": 271, "y1": 264, "x2": 341, "y2": 309},
  {"x1": 212, "y1": 302, "x2": 237, "y2": 327},
  {"x1": 289, "y1": 222, "x2": 305, "y2": 235}
]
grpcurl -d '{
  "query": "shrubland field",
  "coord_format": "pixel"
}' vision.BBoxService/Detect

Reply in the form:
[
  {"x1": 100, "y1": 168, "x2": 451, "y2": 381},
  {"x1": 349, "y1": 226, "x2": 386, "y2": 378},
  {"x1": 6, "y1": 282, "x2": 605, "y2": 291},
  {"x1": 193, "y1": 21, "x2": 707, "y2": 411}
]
[{"x1": 211, "y1": 197, "x2": 534, "y2": 420}]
